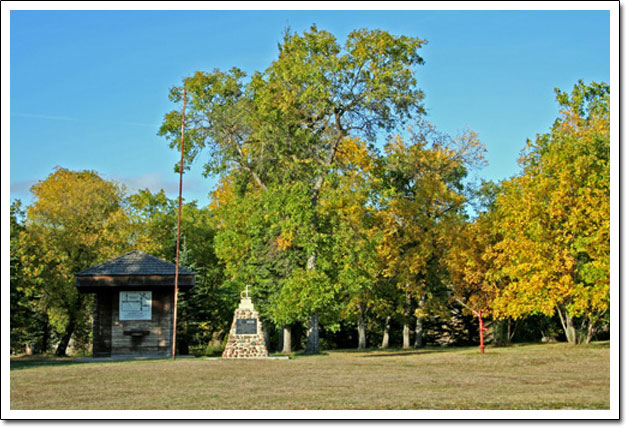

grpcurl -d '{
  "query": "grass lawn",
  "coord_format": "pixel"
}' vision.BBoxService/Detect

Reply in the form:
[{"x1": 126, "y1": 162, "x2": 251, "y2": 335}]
[{"x1": 10, "y1": 342, "x2": 609, "y2": 410}]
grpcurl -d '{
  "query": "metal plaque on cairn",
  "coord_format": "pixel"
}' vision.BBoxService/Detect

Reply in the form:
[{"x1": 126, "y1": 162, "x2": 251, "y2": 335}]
[{"x1": 222, "y1": 286, "x2": 269, "y2": 358}]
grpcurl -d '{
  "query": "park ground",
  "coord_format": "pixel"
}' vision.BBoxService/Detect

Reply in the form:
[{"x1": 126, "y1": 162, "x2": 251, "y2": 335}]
[{"x1": 10, "y1": 342, "x2": 609, "y2": 410}]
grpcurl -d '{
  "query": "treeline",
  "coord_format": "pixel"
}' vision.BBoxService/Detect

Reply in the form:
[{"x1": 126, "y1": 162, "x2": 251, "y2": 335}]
[{"x1": 10, "y1": 26, "x2": 609, "y2": 356}]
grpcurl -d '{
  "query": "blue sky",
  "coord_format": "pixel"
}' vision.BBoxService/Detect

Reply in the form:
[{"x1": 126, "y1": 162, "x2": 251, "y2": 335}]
[{"x1": 9, "y1": 9, "x2": 611, "y2": 207}]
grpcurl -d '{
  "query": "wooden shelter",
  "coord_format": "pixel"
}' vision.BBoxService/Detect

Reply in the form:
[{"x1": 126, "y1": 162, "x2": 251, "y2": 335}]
[{"x1": 76, "y1": 250, "x2": 195, "y2": 357}]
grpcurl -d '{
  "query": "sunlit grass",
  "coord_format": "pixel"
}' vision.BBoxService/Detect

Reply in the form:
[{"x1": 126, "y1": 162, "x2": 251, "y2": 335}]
[{"x1": 10, "y1": 341, "x2": 609, "y2": 410}]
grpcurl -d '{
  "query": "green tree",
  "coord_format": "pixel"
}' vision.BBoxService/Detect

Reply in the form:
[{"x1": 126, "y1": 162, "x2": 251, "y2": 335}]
[
  {"x1": 377, "y1": 120, "x2": 485, "y2": 348},
  {"x1": 209, "y1": 174, "x2": 327, "y2": 353},
  {"x1": 20, "y1": 168, "x2": 131, "y2": 356},
  {"x1": 490, "y1": 80, "x2": 610, "y2": 344},
  {"x1": 176, "y1": 202, "x2": 230, "y2": 354},
  {"x1": 127, "y1": 188, "x2": 230, "y2": 354},
  {"x1": 159, "y1": 26, "x2": 428, "y2": 353},
  {"x1": 125, "y1": 188, "x2": 178, "y2": 259},
  {"x1": 322, "y1": 137, "x2": 383, "y2": 349},
  {"x1": 10, "y1": 200, "x2": 50, "y2": 354}
]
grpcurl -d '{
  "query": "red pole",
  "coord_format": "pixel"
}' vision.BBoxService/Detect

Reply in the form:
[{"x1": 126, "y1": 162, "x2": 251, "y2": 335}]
[
  {"x1": 172, "y1": 88, "x2": 186, "y2": 360},
  {"x1": 478, "y1": 310, "x2": 485, "y2": 354},
  {"x1": 453, "y1": 297, "x2": 486, "y2": 354}
]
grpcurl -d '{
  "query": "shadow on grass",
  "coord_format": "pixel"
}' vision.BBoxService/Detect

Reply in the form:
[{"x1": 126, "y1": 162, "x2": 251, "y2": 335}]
[
  {"x1": 10, "y1": 356, "x2": 87, "y2": 371},
  {"x1": 362, "y1": 349, "x2": 444, "y2": 358},
  {"x1": 10, "y1": 355, "x2": 181, "y2": 370},
  {"x1": 333, "y1": 345, "x2": 474, "y2": 356},
  {"x1": 339, "y1": 345, "x2": 528, "y2": 357},
  {"x1": 291, "y1": 351, "x2": 330, "y2": 358}
]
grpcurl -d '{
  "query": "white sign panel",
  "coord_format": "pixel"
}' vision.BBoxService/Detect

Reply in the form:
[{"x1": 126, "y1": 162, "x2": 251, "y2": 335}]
[{"x1": 119, "y1": 291, "x2": 152, "y2": 320}]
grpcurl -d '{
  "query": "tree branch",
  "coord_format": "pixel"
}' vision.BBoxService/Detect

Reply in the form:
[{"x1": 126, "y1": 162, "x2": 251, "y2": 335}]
[{"x1": 234, "y1": 142, "x2": 267, "y2": 192}]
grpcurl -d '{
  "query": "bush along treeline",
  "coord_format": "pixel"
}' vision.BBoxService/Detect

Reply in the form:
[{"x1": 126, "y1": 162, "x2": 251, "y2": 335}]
[{"x1": 10, "y1": 26, "x2": 609, "y2": 356}]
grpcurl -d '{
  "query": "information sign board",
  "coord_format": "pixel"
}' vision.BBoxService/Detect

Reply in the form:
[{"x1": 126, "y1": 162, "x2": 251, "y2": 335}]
[{"x1": 120, "y1": 291, "x2": 152, "y2": 320}]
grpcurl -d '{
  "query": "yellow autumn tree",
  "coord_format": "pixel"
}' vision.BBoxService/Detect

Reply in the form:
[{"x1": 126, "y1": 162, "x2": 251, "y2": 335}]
[
  {"x1": 378, "y1": 119, "x2": 485, "y2": 347},
  {"x1": 444, "y1": 180, "x2": 521, "y2": 345},
  {"x1": 19, "y1": 168, "x2": 133, "y2": 355},
  {"x1": 446, "y1": 205, "x2": 501, "y2": 318},
  {"x1": 489, "y1": 80, "x2": 610, "y2": 344}
]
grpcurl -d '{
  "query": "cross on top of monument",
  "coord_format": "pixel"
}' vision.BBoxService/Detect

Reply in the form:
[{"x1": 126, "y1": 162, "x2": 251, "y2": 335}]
[{"x1": 241, "y1": 284, "x2": 251, "y2": 299}]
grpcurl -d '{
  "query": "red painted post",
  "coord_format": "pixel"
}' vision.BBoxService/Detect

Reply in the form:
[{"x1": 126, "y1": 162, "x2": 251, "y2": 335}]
[
  {"x1": 478, "y1": 310, "x2": 485, "y2": 354},
  {"x1": 453, "y1": 297, "x2": 486, "y2": 354}
]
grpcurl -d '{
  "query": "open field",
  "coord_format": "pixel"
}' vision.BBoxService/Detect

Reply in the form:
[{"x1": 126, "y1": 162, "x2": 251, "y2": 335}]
[{"x1": 10, "y1": 342, "x2": 609, "y2": 410}]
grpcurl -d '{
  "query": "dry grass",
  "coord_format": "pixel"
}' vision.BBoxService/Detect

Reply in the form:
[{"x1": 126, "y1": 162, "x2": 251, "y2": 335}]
[{"x1": 10, "y1": 342, "x2": 609, "y2": 410}]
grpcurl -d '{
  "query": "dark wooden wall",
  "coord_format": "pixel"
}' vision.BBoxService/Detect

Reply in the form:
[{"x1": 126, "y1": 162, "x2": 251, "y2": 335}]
[
  {"x1": 92, "y1": 289, "x2": 173, "y2": 356},
  {"x1": 93, "y1": 292, "x2": 113, "y2": 357}
]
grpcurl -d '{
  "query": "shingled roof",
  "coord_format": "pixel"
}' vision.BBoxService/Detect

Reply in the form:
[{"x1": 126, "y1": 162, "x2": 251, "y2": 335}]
[{"x1": 76, "y1": 250, "x2": 195, "y2": 276}]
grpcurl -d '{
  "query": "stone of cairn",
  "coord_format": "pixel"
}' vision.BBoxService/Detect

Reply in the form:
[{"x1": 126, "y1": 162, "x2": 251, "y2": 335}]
[{"x1": 222, "y1": 285, "x2": 269, "y2": 358}]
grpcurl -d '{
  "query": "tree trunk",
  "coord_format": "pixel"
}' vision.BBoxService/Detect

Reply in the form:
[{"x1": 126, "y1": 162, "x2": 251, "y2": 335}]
[
  {"x1": 402, "y1": 322, "x2": 411, "y2": 349},
  {"x1": 263, "y1": 325, "x2": 271, "y2": 353},
  {"x1": 282, "y1": 325, "x2": 292, "y2": 354},
  {"x1": 305, "y1": 251, "x2": 321, "y2": 354},
  {"x1": 381, "y1": 316, "x2": 391, "y2": 349},
  {"x1": 556, "y1": 305, "x2": 577, "y2": 344},
  {"x1": 576, "y1": 318, "x2": 589, "y2": 344},
  {"x1": 492, "y1": 320, "x2": 510, "y2": 346},
  {"x1": 25, "y1": 343, "x2": 33, "y2": 356},
  {"x1": 565, "y1": 314, "x2": 576, "y2": 344},
  {"x1": 585, "y1": 320, "x2": 596, "y2": 344},
  {"x1": 414, "y1": 316, "x2": 423, "y2": 348},
  {"x1": 305, "y1": 313, "x2": 320, "y2": 354},
  {"x1": 414, "y1": 295, "x2": 425, "y2": 348},
  {"x1": 402, "y1": 292, "x2": 411, "y2": 349},
  {"x1": 357, "y1": 305, "x2": 366, "y2": 350},
  {"x1": 55, "y1": 316, "x2": 76, "y2": 357}
]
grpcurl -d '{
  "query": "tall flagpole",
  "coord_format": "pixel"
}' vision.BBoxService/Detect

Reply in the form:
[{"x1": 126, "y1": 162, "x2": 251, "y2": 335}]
[{"x1": 172, "y1": 88, "x2": 186, "y2": 359}]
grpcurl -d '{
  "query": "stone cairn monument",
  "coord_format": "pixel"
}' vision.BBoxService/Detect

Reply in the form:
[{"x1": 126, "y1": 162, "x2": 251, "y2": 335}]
[{"x1": 222, "y1": 285, "x2": 269, "y2": 358}]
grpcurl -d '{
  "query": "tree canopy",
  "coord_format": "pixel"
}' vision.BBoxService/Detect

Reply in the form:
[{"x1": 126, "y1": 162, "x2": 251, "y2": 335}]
[
  {"x1": 18, "y1": 168, "x2": 132, "y2": 355},
  {"x1": 159, "y1": 25, "x2": 429, "y2": 353},
  {"x1": 489, "y1": 80, "x2": 610, "y2": 344}
]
